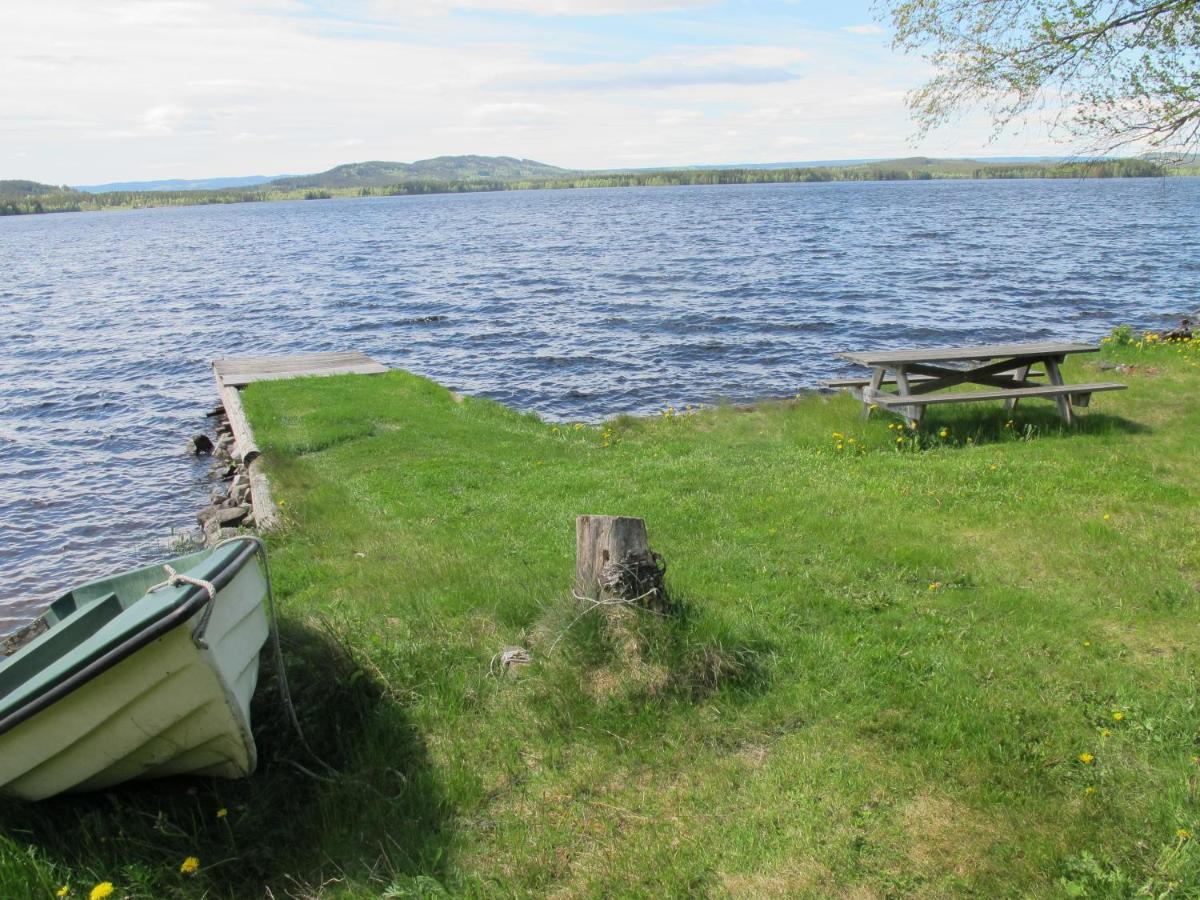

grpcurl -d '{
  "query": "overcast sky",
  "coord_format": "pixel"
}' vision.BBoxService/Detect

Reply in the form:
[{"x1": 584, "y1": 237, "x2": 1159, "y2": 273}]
[{"x1": 6, "y1": 0, "x2": 1068, "y2": 184}]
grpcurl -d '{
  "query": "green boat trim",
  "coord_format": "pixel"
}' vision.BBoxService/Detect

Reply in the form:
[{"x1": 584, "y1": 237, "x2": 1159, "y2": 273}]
[{"x1": 0, "y1": 540, "x2": 260, "y2": 738}]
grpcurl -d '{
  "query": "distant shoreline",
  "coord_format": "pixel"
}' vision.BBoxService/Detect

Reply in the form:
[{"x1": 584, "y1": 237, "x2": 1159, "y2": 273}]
[{"x1": 3, "y1": 157, "x2": 1193, "y2": 217}]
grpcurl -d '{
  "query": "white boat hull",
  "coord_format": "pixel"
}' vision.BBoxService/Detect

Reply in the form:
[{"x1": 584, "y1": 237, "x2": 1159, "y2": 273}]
[{"x1": 0, "y1": 554, "x2": 269, "y2": 801}]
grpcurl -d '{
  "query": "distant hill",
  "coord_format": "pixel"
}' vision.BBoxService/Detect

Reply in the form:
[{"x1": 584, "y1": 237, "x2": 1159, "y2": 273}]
[
  {"x1": 2, "y1": 154, "x2": 1180, "y2": 217},
  {"x1": 270, "y1": 156, "x2": 576, "y2": 189},
  {"x1": 75, "y1": 175, "x2": 283, "y2": 194},
  {"x1": 0, "y1": 180, "x2": 81, "y2": 197}
]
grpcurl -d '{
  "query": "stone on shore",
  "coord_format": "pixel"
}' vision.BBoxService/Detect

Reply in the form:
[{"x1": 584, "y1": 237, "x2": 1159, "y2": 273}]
[{"x1": 187, "y1": 433, "x2": 215, "y2": 455}]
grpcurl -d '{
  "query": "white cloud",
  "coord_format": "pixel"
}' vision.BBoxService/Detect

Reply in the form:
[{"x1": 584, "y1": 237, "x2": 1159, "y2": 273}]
[
  {"x1": 373, "y1": 0, "x2": 714, "y2": 15},
  {"x1": 467, "y1": 101, "x2": 557, "y2": 126},
  {"x1": 844, "y1": 24, "x2": 885, "y2": 35},
  {"x1": 140, "y1": 104, "x2": 190, "y2": 135},
  {"x1": 1, "y1": 0, "x2": 1070, "y2": 183}
]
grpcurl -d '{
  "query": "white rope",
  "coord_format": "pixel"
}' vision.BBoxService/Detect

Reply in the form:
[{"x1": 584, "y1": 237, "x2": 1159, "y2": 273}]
[
  {"x1": 147, "y1": 564, "x2": 216, "y2": 601},
  {"x1": 147, "y1": 564, "x2": 218, "y2": 647},
  {"x1": 212, "y1": 535, "x2": 341, "y2": 779}
]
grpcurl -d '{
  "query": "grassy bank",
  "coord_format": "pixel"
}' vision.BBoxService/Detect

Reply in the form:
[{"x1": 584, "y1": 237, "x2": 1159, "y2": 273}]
[{"x1": 3, "y1": 332, "x2": 1199, "y2": 897}]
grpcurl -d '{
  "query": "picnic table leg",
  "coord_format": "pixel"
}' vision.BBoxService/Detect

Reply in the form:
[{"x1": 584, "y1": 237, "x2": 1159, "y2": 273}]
[
  {"x1": 1043, "y1": 356, "x2": 1074, "y2": 425},
  {"x1": 861, "y1": 367, "x2": 884, "y2": 419},
  {"x1": 894, "y1": 366, "x2": 923, "y2": 428},
  {"x1": 1003, "y1": 364, "x2": 1030, "y2": 413}
]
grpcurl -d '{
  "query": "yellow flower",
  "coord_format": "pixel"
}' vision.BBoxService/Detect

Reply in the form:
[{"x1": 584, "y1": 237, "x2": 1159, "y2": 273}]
[
  {"x1": 180, "y1": 856, "x2": 200, "y2": 875},
  {"x1": 1178, "y1": 828, "x2": 1191, "y2": 840},
  {"x1": 573, "y1": 423, "x2": 583, "y2": 430},
  {"x1": 1083, "y1": 640, "x2": 1092, "y2": 647},
  {"x1": 216, "y1": 807, "x2": 228, "y2": 819},
  {"x1": 1112, "y1": 711, "x2": 1124, "y2": 721},
  {"x1": 989, "y1": 464, "x2": 997, "y2": 471},
  {"x1": 89, "y1": 884, "x2": 114, "y2": 900},
  {"x1": 1078, "y1": 752, "x2": 1095, "y2": 765},
  {"x1": 57, "y1": 887, "x2": 70, "y2": 898},
  {"x1": 832, "y1": 432, "x2": 843, "y2": 439},
  {"x1": 835, "y1": 443, "x2": 844, "y2": 452},
  {"x1": 938, "y1": 428, "x2": 949, "y2": 439},
  {"x1": 1084, "y1": 786, "x2": 1097, "y2": 795},
  {"x1": 1101, "y1": 729, "x2": 1111, "y2": 738},
  {"x1": 896, "y1": 436, "x2": 904, "y2": 444},
  {"x1": 928, "y1": 582, "x2": 942, "y2": 591},
  {"x1": 1103, "y1": 513, "x2": 1111, "y2": 521}
]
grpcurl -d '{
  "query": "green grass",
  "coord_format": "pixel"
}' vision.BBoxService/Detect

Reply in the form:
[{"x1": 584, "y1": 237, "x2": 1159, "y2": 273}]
[{"x1": 3, "y1": 331, "x2": 1200, "y2": 897}]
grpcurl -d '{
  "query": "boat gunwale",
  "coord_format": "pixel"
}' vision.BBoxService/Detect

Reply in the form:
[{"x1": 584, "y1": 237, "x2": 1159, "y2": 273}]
[{"x1": 0, "y1": 540, "x2": 262, "y2": 739}]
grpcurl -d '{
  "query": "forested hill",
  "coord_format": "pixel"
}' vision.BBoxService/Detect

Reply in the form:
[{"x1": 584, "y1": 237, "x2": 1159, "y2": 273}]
[
  {"x1": 270, "y1": 156, "x2": 575, "y2": 189},
  {"x1": 0, "y1": 181, "x2": 88, "y2": 214},
  {"x1": 1, "y1": 155, "x2": 1188, "y2": 216}
]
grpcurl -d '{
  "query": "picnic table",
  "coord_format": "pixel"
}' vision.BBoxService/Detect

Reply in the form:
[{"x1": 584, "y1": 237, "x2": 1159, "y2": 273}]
[{"x1": 826, "y1": 341, "x2": 1126, "y2": 426}]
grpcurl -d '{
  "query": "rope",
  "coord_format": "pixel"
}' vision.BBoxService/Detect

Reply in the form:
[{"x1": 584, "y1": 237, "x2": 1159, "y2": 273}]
[
  {"x1": 212, "y1": 535, "x2": 340, "y2": 779},
  {"x1": 147, "y1": 565, "x2": 218, "y2": 648}
]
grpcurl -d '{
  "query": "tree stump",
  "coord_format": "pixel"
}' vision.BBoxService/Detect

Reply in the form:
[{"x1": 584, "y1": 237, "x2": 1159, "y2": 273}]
[{"x1": 575, "y1": 515, "x2": 667, "y2": 612}]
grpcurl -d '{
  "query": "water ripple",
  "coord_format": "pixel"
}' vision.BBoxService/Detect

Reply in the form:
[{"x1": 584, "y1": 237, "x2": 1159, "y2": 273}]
[{"x1": 1, "y1": 178, "x2": 1197, "y2": 630}]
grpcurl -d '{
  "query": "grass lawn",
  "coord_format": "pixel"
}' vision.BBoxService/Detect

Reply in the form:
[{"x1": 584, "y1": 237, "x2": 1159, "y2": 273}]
[{"x1": 3, "y1": 332, "x2": 1199, "y2": 898}]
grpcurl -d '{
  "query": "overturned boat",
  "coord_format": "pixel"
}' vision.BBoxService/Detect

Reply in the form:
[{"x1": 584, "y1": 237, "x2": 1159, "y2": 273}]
[{"x1": 0, "y1": 538, "x2": 270, "y2": 801}]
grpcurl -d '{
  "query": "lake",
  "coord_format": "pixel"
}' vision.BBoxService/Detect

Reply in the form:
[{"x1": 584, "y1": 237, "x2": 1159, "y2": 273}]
[{"x1": 2, "y1": 177, "x2": 1197, "y2": 632}]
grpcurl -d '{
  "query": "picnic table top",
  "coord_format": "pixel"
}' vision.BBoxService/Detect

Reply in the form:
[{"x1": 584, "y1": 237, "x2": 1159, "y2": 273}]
[{"x1": 836, "y1": 341, "x2": 1098, "y2": 368}]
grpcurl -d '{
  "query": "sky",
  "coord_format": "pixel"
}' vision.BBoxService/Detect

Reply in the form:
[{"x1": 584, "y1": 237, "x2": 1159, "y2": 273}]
[{"x1": 5, "y1": 0, "x2": 1069, "y2": 184}]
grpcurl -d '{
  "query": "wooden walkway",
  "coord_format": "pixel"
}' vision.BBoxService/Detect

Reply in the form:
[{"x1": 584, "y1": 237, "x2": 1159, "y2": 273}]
[
  {"x1": 212, "y1": 351, "x2": 387, "y2": 529},
  {"x1": 213, "y1": 351, "x2": 388, "y2": 388}
]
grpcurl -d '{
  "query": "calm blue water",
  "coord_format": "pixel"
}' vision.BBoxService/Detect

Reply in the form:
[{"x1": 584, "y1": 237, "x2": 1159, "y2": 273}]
[{"x1": 2, "y1": 178, "x2": 1198, "y2": 631}]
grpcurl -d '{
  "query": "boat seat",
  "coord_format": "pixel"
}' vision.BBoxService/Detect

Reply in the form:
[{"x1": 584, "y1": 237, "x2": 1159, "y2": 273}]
[{"x1": 0, "y1": 593, "x2": 123, "y2": 695}]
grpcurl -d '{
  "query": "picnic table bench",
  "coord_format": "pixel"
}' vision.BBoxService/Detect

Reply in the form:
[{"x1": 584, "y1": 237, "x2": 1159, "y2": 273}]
[{"x1": 827, "y1": 341, "x2": 1125, "y2": 426}]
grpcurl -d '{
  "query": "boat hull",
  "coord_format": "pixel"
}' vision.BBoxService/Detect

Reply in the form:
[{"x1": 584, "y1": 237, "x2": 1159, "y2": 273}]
[{"x1": 0, "y1": 548, "x2": 269, "y2": 801}]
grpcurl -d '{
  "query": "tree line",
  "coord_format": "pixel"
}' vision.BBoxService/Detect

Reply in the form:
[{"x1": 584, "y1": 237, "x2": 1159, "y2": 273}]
[{"x1": 0, "y1": 158, "x2": 1182, "y2": 216}]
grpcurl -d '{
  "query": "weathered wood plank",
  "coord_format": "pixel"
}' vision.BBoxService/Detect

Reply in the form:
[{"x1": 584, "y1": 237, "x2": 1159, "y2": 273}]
[
  {"x1": 247, "y1": 458, "x2": 278, "y2": 530},
  {"x1": 217, "y1": 384, "x2": 259, "y2": 464},
  {"x1": 868, "y1": 382, "x2": 1125, "y2": 407},
  {"x1": 837, "y1": 342, "x2": 1097, "y2": 367},
  {"x1": 213, "y1": 351, "x2": 387, "y2": 387}
]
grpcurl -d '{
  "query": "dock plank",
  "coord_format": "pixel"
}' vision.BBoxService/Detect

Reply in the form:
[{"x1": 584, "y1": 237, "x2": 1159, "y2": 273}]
[{"x1": 214, "y1": 351, "x2": 387, "y2": 388}]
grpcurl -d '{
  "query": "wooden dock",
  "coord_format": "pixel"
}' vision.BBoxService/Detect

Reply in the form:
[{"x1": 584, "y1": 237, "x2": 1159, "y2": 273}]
[
  {"x1": 213, "y1": 351, "x2": 388, "y2": 388},
  {"x1": 212, "y1": 351, "x2": 387, "y2": 529}
]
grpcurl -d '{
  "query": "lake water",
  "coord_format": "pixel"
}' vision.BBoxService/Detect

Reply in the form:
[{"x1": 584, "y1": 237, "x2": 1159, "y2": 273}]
[{"x1": 2, "y1": 177, "x2": 1198, "y2": 633}]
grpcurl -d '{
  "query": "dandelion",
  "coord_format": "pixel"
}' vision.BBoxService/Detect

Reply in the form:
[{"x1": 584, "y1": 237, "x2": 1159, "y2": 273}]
[
  {"x1": 928, "y1": 582, "x2": 942, "y2": 591},
  {"x1": 89, "y1": 884, "x2": 114, "y2": 900},
  {"x1": 1101, "y1": 729, "x2": 1111, "y2": 738},
  {"x1": 1084, "y1": 640, "x2": 1092, "y2": 647},
  {"x1": 847, "y1": 437, "x2": 856, "y2": 444},
  {"x1": 1079, "y1": 752, "x2": 1095, "y2": 765},
  {"x1": 180, "y1": 856, "x2": 200, "y2": 875},
  {"x1": 896, "y1": 436, "x2": 904, "y2": 444},
  {"x1": 1084, "y1": 786, "x2": 1097, "y2": 795},
  {"x1": 832, "y1": 432, "x2": 843, "y2": 439},
  {"x1": 574, "y1": 423, "x2": 583, "y2": 430},
  {"x1": 1112, "y1": 710, "x2": 1124, "y2": 721},
  {"x1": 57, "y1": 887, "x2": 70, "y2": 898},
  {"x1": 938, "y1": 429, "x2": 949, "y2": 439},
  {"x1": 835, "y1": 443, "x2": 844, "y2": 452},
  {"x1": 1103, "y1": 513, "x2": 1111, "y2": 521},
  {"x1": 1179, "y1": 828, "x2": 1191, "y2": 840},
  {"x1": 216, "y1": 807, "x2": 228, "y2": 819},
  {"x1": 989, "y1": 464, "x2": 998, "y2": 471}
]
